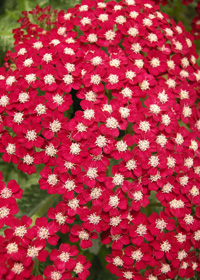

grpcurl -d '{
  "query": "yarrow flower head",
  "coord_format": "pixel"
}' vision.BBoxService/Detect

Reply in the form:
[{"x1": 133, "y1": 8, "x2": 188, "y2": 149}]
[{"x1": 0, "y1": 0, "x2": 200, "y2": 279}]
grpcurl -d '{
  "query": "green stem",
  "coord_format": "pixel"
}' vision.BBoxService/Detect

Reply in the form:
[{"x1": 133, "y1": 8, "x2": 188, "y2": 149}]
[{"x1": 31, "y1": 194, "x2": 59, "y2": 226}]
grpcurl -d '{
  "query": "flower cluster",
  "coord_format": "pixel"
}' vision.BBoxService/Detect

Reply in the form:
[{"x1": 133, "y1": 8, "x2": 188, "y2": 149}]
[{"x1": 0, "y1": 0, "x2": 200, "y2": 279}]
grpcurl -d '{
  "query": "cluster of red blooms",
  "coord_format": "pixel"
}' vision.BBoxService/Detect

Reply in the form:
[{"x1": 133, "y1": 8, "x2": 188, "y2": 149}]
[
  {"x1": 154, "y1": 0, "x2": 200, "y2": 39},
  {"x1": 0, "y1": 0, "x2": 200, "y2": 279}
]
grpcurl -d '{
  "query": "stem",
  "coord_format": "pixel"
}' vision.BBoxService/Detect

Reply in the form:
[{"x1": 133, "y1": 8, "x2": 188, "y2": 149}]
[{"x1": 31, "y1": 193, "x2": 59, "y2": 226}]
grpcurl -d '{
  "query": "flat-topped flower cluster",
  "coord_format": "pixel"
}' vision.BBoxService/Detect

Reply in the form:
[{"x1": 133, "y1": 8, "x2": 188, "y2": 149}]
[{"x1": 0, "y1": 0, "x2": 200, "y2": 279}]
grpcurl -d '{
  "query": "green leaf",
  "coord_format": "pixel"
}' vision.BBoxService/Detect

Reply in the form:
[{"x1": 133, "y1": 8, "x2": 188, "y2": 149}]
[{"x1": 17, "y1": 184, "x2": 49, "y2": 218}]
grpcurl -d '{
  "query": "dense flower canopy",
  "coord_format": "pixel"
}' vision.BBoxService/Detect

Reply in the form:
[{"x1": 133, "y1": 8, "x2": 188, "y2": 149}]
[{"x1": 0, "y1": 0, "x2": 200, "y2": 279}]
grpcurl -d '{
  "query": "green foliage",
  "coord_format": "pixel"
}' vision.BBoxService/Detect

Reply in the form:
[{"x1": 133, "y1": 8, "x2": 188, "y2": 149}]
[
  {"x1": 17, "y1": 184, "x2": 50, "y2": 218},
  {"x1": 0, "y1": 0, "x2": 82, "y2": 66}
]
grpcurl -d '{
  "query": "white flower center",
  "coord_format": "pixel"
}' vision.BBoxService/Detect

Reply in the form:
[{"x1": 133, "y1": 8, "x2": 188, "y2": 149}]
[
  {"x1": 14, "y1": 226, "x2": 27, "y2": 237},
  {"x1": 23, "y1": 58, "x2": 33, "y2": 67},
  {"x1": 113, "y1": 256, "x2": 123, "y2": 266},
  {"x1": 12, "y1": 263, "x2": 24, "y2": 275},
  {"x1": 184, "y1": 157, "x2": 193, "y2": 168},
  {"x1": 18, "y1": 92, "x2": 29, "y2": 103},
  {"x1": 138, "y1": 139, "x2": 150, "y2": 151},
  {"x1": 44, "y1": 74, "x2": 55, "y2": 85},
  {"x1": 109, "y1": 195, "x2": 119, "y2": 207},
  {"x1": 77, "y1": 123, "x2": 87, "y2": 132},
  {"x1": 35, "y1": 104, "x2": 46, "y2": 115},
  {"x1": 63, "y1": 74, "x2": 73, "y2": 85},
  {"x1": 13, "y1": 112, "x2": 24, "y2": 124},
  {"x1": 150, "y1": 58, "x2": 160, "y2": 68},
  {"x1": 179, "y1": 175, "x2": 189, "y2": 187},
  {"x1": 84, "y1": 109, "x2": 95, "y2": 120},
  {"x1": 63, "y1": 180, "x2": 76, "y2": 191},
  {"x1": 106, "y1": 117, "x2": 119, "y2": 129},
  {"x1": 148, "y1": 33, "x2": 158, "y2": 42},
  {"x1": 161, "y1": 264, "x2": 171, "y2": 274},
  {"x1": 161, "y1": 240, "x2": 171, "y2": 252},
  {"x1": 184, "y1": 214, "x2": 194, "y2": 225},
  {"x1": 91, "y1": 56, "x2": 102, "y2": 66},
  {"x1": 90, "y1": 187, "x2": 102, "y2": 200},
  {"x1": 18, "y1": 48, "x2": 27, "y2": 55},
  {"x1": 121, "y1": 87, "x2": 132, "y2": 98},
  {"x1": 27, "y1": 246, "x2": 39, "y2": 258},
  {"x1": 190, "y1": 185, "x2": 199, "y2": 197},
  {"x1": 140, "y1": 80, "x2": 150, "y2": 90},
  {"x1": 182, "y1": 106, "x2": 192, "y2": 118},
  {"x1": 51, "y1": 271, "x2": 62, "y2": 280},
  {"x1": 23, "y1": 154, "x2": 34, "y2": 165},
  {"x1": 126, "y1": 70, "x2": 136, "y2": 80},
  {"x1": 194, "y1": 230, "x2": 200, "y2": 241},
  {"x1": 1, "y1": 187, "x2": 12, "y2": 198},
  {"x1": 91, "y1": 74, "x2": 101, "y2": 85},
  {"x1": 169, "y1": 199, "x2": 184, "y2": 209},
  {"x1": 0, "y1": 95, "x2": 9, "y2": 107},
  {"x1": 79, "y1": 230, "x2": 89, "y2": 240},
  {"x1": 149, "y1": 155, "x2": 159, "y2": 167},
  {"x1": 123, "y1": 271, "x2": 133, "y2": 280},
  {"x1": 59, "y1": 252, "x2": 70, "y2": 262},
  {"x1": 110, "y1": 59, "x2": 120, "y2": 68},
  {"x1": 167, "y1": 156, "x2": 176, "y2": 168},
  {"x1": 47, "y1": 174, "x2": 58, "y2": 186},
  {"x1": 86, "y1": 167, "x2": 98, "y2": 179},
  {"x1": 81, "y1": 17, "x2": 91, "y2": 26},
  {"x1": 156, "y1": 134, "x2": 167, "y2": 147},
  {"x1": 87, "y1": 33, "x2": 98, "y2": 43},
  {"x1": 43, "y1": 53, "x2": 52, "y2": 63},
  {"x1": 38, "y1": 227, "x2": 49, "y2": 239},
  {"x1": 158, "y1": 90, "x2": 168, "y2": 103},
  {"x1": 98, "y1": 14, "x2": 108, "y2": 22},
  {"x1": 25, "y1": 73, "x2": 36, "y2": 83},
  {"x1": 64, "y1": 47, "x2": 75, "y2": 55},
  {"x1": 150, "y1": 104, "x2": 161, "y2": 114},
  {"x1": 85, "y1": 91, "x2": 97, "y2": 102},
  {"x1": 74, "y1": 262, "x2": 83, "y2": 274},
  {"x1": 110, "y1": 216, "x2": 121, "y2": 227},
  {"x1": 70, "y1": 143, "x2": 81, "y2": 155},
  {"x1": 139, "y1": 121, "x2": 150, "y2": 132},
  {"x1": 33, "y1": 41, "x2": 43, "y2": 49},
  {"x1": 6, "y1": 143, "x2": 16, "y2": 155},
  {"x1": 88, "y1": 213, "x2": 101, "y2": 224},
  {"x1": 108, "y1": 74, "x2": 119, "y2": 84},
  {"x1": 26, "y1": 130, "x2": 37, "y2": 141},
  {"x1": 128, "y1": 27, "x2": 138, "y2": 37},
  {"x1": 126, "y1": 159, "x2": 137, "y2": 170},
  {"x1": 155, "y1": 219, "x2": 167, "y2": 231},
  {"x1": 132, "y1": 249, "x2": 143, "y2": 261},
  {"x1": 116, "y1": 140, "x2": 127, "y2": 152},
  {"x1": 162, "y1": 183, "x2": 173, "y2": 193},
  {"x1": 133, "y1": 191, "x2": 143, "y2": 202},
  {"x1": 131, "y1": 43, "x2": 142, "y2": 53},
  {"x1": 55, "y1": 213, "x2": 66, "y2": 225},
  {"x1": 6, "y1": 242, "x2": 18, "y2": 254},
  {"x1": 6, "y1": 76, "x2": 16, "y2": 86},
  {"x1": 112, "y1": 173, "x2": 124, "y2": 185},
  {"x1": 45, "y1": 144, "x2": 57, "y2": 157},
  {"x1": 105, "y1": 30, "x2": 116, "y2": 41},
  {"x1": 161, "y1": 114, "x2": 171, "y2": 126},
  {"x1": 50, "y1": 120, "x2": 61, "y2": 133},
  {"x1": 176, "y1": 233, "x2": 186, "y2": 243},
  {"x1": 68, "y1": 198, "x2": 79, "y2": 210}
]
